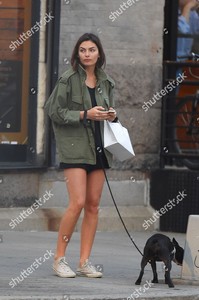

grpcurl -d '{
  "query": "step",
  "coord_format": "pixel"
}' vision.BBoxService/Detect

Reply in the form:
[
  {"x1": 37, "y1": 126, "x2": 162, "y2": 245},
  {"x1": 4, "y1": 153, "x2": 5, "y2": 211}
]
[{"x1": 0, "y1": 206, "x2": 156, "y2": 232}]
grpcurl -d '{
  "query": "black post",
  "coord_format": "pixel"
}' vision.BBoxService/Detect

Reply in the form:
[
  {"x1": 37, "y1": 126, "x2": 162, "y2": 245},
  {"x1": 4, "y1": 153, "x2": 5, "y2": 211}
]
[{"x1": 45, "y1": 0, "x2": 61, "y2": 167}]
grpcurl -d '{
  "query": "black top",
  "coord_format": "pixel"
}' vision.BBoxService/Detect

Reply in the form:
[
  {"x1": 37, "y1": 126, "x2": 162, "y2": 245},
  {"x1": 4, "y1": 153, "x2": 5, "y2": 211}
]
[{"x1": 87, "y1": 86, "x2": 103, "y2": 150}]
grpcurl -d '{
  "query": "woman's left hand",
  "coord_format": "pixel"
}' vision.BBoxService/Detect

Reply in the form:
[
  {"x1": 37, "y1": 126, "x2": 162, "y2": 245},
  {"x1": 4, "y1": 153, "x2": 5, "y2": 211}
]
[{"x1": 106, "y1": 107, "x2": 117, "y2": 122}]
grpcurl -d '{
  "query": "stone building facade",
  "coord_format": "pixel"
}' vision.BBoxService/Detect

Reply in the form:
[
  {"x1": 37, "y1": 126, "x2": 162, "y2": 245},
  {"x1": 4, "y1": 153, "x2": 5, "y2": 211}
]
[{"x1": 0, "y1": 0, "x2": 166, "y2": 231}]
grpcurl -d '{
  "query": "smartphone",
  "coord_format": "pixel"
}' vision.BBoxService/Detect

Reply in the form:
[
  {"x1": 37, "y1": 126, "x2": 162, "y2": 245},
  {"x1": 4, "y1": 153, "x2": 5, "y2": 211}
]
[{"x1": 107, "y1": 109, "x2": 116, "y2": 113}]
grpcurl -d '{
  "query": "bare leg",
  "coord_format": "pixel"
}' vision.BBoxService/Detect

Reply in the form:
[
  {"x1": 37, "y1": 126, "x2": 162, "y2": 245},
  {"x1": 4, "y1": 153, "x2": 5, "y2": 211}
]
[
  {"x1": 79, "y1": 169, "x2": 105, "y2": 266},
  {"x1": 54, "y1": 168, "x2": 87, "y2": 260}
]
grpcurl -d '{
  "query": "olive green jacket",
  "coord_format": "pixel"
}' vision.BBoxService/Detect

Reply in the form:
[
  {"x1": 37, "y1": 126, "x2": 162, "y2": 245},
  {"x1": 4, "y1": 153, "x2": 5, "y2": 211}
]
[{"x1": 44, "y1": 64, "x2": 115, "y2": 165}]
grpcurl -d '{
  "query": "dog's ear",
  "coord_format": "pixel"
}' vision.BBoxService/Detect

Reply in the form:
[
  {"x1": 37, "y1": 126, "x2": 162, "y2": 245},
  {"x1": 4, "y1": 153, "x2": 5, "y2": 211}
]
[
  {"x1": 172, "y1": 238, "x2": 184, "y2": 265},
  {"x1": 172, "y1": 238, "x2": 178, "y2": 246}
]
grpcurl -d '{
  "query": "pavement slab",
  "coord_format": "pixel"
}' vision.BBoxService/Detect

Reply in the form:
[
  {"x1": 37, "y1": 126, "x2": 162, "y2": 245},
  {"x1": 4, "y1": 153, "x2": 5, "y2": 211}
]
[{"x1": 0, "y1": 231, "x2": 198, "y2": 300}]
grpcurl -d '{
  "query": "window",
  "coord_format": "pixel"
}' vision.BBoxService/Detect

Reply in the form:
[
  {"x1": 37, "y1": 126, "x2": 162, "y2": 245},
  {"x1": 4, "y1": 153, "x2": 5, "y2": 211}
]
[
  {"x1": 0, "y1": 0, "x2": 40, "y2": 166},
  {"x1": 161, "y1": 0, "x2": 199, "y2": 170},
  {"x1": 0, "y1": 0, "x2": 31, "y2": 143}
]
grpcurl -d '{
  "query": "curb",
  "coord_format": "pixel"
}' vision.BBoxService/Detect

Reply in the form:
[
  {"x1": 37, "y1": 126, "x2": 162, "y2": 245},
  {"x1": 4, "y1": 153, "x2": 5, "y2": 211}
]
[{"x1": 0, "y1": 296, "x2": 199, "y2": 300}]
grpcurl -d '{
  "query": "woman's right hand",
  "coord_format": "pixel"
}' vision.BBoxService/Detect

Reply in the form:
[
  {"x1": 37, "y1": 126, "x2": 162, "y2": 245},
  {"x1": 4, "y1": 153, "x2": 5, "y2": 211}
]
[
  {"x1": 87, "y1": 106, "x2": 111, "y2": 121},
  {"x1": 185, "y1": 0, "x2": 199, "y2": 10}
]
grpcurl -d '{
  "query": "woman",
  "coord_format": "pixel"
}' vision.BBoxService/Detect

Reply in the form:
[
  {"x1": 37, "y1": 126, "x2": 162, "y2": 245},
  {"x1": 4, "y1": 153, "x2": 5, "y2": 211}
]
[
  {"x1": 177, "y1": 0, "x2": 199, "y2": 59},
  {"x1": 45, "y1": 33, "x2": 117, "y2": 278}
]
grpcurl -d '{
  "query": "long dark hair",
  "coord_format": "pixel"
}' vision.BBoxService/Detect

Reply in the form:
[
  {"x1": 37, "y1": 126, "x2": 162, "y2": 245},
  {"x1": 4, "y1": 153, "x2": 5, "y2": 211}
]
[{"x1": 71, "y1": 33, "x2": 106, "y2": 71}]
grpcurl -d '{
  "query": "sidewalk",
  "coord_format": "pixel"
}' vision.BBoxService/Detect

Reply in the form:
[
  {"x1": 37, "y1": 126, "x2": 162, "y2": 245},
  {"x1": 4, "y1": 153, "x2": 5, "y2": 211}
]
[{"x1": 0, "y1": 230, "x2": 198, "y2": 300}]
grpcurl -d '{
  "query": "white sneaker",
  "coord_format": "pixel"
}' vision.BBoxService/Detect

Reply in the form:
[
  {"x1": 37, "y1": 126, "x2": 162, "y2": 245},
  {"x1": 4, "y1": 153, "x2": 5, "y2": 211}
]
[
  {"x1": 76, "y1": 259, "x2": 102, "y2": 278},
  {"x1": 53, "y1": 257, "x2": 76, "y2": 278}
]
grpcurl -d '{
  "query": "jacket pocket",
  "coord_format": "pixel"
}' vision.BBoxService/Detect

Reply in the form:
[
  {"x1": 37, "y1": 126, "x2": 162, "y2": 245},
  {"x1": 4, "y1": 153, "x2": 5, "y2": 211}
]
[
  {"x1": 59, "y1": 137, "x2": 93, "y2": 160},
  {"x1": 54, "y1": 122, "x2": 85, "y2": 138},
  {"x1": 70, "y1": 96, "x2": 83, "y2": 110}
]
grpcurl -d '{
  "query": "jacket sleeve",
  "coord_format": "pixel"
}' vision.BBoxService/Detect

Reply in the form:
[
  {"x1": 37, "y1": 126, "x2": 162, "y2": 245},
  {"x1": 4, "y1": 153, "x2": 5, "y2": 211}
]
[
  {"x1": 178, "y1": 11, "x2": 199, "y2": 35},
  {"x1": 178, "y1": 15, "x2": 191, "y2": 34},
  {"x1": 44, "y1": 79, "x2": 81, "y2": 126},
  {"x1": 190, "y1": 11, "x2": 199, "y2": 34}
]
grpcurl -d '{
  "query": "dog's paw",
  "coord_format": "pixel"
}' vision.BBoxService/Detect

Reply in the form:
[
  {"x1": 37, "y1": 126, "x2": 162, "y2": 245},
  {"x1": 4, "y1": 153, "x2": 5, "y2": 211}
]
[
  {"x1": 166, "y1": 280, "x2": 174, "y2": 288},
  {"x1": 135, "y1": 280, "x2": 141, "y2": 285},
  {"x1": 152, "y1": 279, "x2": 158, "y2": 283}
]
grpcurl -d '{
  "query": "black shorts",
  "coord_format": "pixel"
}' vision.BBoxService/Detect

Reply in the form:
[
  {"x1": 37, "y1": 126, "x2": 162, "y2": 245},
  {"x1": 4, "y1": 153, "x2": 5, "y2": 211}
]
[{"x1": 59, "y1": 152, "x2": 109, "y2": 174}]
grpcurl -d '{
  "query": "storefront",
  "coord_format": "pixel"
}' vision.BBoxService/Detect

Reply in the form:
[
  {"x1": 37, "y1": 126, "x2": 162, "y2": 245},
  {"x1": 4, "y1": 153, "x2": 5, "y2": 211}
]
[{"x1": 0, "y1": 0, "x2": 60, "y2": 169}]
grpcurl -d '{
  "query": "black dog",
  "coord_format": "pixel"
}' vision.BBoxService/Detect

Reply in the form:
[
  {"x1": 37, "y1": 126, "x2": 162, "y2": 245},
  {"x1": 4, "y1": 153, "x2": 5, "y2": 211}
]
[{"x1": 135, "y1": 233, "x2": 184, "y2": 288}]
